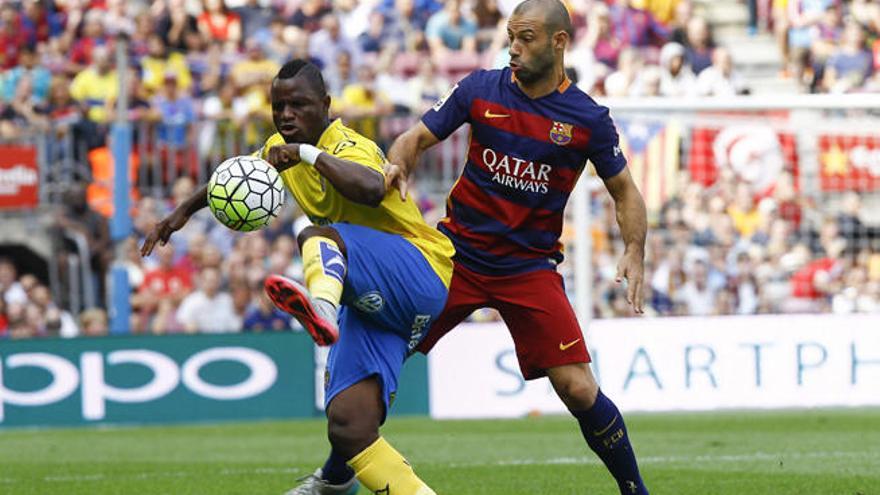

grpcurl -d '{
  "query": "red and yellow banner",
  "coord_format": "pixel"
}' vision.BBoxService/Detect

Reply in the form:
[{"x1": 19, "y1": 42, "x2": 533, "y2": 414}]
[{"x1": 819, "y1": 134, "x2": 880, "y2": 192}]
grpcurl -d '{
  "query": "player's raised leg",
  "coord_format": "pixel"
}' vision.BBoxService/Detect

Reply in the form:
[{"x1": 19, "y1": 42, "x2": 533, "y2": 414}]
[{"x1": 265, "y1": 225, "x2": 346, "y2": 345}]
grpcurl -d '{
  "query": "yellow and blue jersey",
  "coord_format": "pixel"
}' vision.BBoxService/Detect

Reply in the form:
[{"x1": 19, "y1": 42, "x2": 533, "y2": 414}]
[{"x1": 256, "y1": 119, "x2": 454, "y2": 287}]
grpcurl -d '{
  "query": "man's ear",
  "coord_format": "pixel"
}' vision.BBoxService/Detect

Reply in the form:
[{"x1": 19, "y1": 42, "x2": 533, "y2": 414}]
[
  {"x1": 553, "y1": 30, "x2": 570, "y2": 52},
  {"x1": 324, "y1": 94, "x2": 332, "y2": 111}
]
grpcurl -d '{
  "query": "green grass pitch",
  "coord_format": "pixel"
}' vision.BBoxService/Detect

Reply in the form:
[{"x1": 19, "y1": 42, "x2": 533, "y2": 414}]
[{"x1": 2, "y1": 409, "x2": 878, "y2": 494}]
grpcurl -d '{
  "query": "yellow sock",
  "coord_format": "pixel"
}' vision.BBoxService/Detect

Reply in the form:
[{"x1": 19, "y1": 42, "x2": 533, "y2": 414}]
[
  {"x1": 348, "y1": 437, "x2": 436, "y2": 495},
  {"x1": 301, "y1": 236, "x2": 345, "y2": 306}
]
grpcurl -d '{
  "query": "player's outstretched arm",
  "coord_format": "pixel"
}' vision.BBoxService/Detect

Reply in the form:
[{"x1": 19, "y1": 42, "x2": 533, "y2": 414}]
[
  {"x1": 267, "y1": 144, "x2": 386, "y2": 208},
  {"x1": 384, "y1": 122, "x2": 441, "y2": 201},
  {"x1": 140, "y1": 184, "x2": 208, "y2": 257},
  {"x1": 603, "y1": 168, "x2": 647, "y2": 314}
]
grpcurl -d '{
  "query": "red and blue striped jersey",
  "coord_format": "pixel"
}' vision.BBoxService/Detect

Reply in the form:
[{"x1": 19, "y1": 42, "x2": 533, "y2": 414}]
[{"x1": 421, "y1": 68, "x2": 627, "y2": 276}]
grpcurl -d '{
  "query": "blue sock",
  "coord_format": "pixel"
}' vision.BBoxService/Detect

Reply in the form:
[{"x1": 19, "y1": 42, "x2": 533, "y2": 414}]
[
  {"x1": 572, "y1": 390, "x2": 648, "y2": 495},
  {"x1": 321, "y1": 449, "x2": 355, "y2": 485}
]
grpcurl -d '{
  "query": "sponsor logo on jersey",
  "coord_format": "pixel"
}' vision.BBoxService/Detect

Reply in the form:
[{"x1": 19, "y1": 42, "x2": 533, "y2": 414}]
[
  {"x1": 481, "y1": 147, "x2": 551, "y2": 194},
  {"x1": 484, "y1": 109, "x2": 510, "y2": 119},
  {"x1": 354, "y1": 291, "x2": 385, "y2": 313},
  {"x1": 550, "y1": 121, "x2": 573, "y2": 146}
]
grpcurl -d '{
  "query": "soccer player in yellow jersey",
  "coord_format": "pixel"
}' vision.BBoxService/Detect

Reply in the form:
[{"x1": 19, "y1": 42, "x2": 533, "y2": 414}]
[{"x1": 142, "y1": 59, "x2": 453, "y2": 495}]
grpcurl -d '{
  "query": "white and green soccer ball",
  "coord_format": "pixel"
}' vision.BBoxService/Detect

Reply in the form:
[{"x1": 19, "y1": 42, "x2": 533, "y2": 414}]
[{"x1": 207, "y1": 155, "x2": 285, "y2": 232}]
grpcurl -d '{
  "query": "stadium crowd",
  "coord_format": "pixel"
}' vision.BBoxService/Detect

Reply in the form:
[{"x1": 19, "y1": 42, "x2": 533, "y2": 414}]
[{"x1": 1, "y1": 0, "x2": 879, "y2": 338}]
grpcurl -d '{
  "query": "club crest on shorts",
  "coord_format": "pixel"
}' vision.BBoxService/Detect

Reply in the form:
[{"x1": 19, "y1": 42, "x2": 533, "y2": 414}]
[
  {"x1": 550, "y1": 121, "x2": 573, "y2": 146},
  {"x1": 354, "y1": 290, "x2": 385, "y2": 313}
]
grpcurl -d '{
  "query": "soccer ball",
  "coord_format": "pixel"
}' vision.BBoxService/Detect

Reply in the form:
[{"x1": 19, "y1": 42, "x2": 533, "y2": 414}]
[{"x1": 207, "y1": 155, "x2": 285, "y2": 232}]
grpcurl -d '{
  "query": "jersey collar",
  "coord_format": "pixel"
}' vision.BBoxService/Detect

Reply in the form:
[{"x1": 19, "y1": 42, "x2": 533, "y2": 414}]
[{"x1": 510, "y1": 70, "x2": 572, "y2": 95}]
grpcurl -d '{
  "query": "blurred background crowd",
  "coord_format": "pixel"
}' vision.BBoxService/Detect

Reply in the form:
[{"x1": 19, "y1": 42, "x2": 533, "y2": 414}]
[{"x1": 1, "y1": 0, "x2": 879, "y2": 340}]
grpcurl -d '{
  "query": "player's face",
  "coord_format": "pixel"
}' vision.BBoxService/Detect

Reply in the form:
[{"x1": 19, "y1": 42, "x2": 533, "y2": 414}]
[
  {"x1": 507, "y1": 12, "x2": 558, "y2": 85},
  {"x1": 271, "y1": 76, "x2": 330, "y2": 145}
]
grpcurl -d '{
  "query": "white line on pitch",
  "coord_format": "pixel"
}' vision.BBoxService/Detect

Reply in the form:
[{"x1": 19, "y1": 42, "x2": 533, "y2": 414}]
[{"x1": 446, "y1": 450, "x2": 880, "y2": 468}]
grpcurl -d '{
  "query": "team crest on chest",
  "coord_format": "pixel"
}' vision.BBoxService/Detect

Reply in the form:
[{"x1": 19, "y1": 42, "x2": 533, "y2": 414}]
[{"x1": 550, "y1": 121, "x2": 573, "y2": 146}]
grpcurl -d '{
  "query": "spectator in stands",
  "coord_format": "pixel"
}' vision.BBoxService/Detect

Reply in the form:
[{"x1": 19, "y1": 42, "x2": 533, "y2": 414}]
[
  {"x1": 70, "y1": 45, "x2": 117, "y2": 124},
  {"x1": 604, "y1": 47, "x2": 644, "y2": 96},
  {"x1": 0, "y1": 257, "x2": 26, "y2": 306},
  {"x1": 584, "y1": 3, "x2": 623, "y2": 70},
  {"x1": 141, "y1": 34, "x2": 193, "y2": 96},
  {"x1": 683, "y1": 16, "x2": 715, "y2": 74},
  {"x1": 133, "y1": 242, "x2": 192, "y2": 330},
  {"x1": 787, "y1": 0, "x2": 837, "y2": 87},
  {"x1": 198, "y1": 0, "x2": 242, "y2": 48},
  {"x1": 727, "y1": 183, "x2": 763, "y2": 239},
  {"x1": 235, "y1": 0, "x2": 274, "y2": 41},
  {"x1": 79, "y1": 308, "x2": 109, "y2": 336},
  {"x1": 809, "y1": 5, "x2": 843, "y2": 78},
  {"x1": 288, "y1": 0, "x2": 332, "y2": 33},
  {"x1": 0, "y1": 4, "x2": 27, "y2": 70},
  {"x1": 696, "y1": 47, "x2": 749, "y2": 96},
  {"x1": 243, "y1": 289, "x2": 294, "y2": 332},
  {"x1": 103, "y1": 0, "x2": 135, "y2": 37},
  {"x1": 2, "y1": 45, "x2": 51, "y2": 104},
  {"x1": 789, "y1": 238, "x2": 845, "y2": 312},
  {"x1": 232, "y1": 40, "x2": 281, "y2": 98},
  {"x1": 0, "y1": 73, "x2": 42, "y2": 138},
  {"x1": 822, "y1": 20, "x2": 873, "y2": 93},
  {"x1": 264, "y1": 17, "x2": 294, "y2": 65},
  {"x1": 200, "y1": 81, "x2": 250, "y2": 157},
  {"x1": 359, "y1": 11, "x2": 389, "y2": 55},
  {"x1": 150, "y1": 71, "x2": 196, "y2": 152},
  {"x1": 325, "y1": 50, "x2": 356, "y2": 97},
  {"x1": 68, "y1": 9, "x2": 110, "y2": 74},
  {"x1": 426, "y1": 0, "x2": 479, "y2": 68},
  {"x1": 53, "y1": 182, "x2": 112, "y2": 301},
  {"x1": 20, "y1": 0, "x2": 63, "y2": 46},
  {"x1": 157, "y1": 0, "x2": 201, "y2": 52},
  {"x1": 177, "y1": 266, "x2": 241, "y2": 333},
  {"x1": 405, "y1": 58, "x2": 450, "y2": 114},
  {"x1": 609, "y1": 0, "x2": 668, "y2": 51},
  {"x1": 659, "y1": 41, "x2": 696, "y2": 96},
  {"x1": 677, "y1": 259, "x2": 719, "y2": 315},
  {"x1": 309, "y1": 13, "x2": 361, "y2": 70},
  {"x1": 639, "y1": 0, "x2": 682, "y2": 26},
  {"x1": 332, "y1": 64, "x2": 393, "y2": 141}
]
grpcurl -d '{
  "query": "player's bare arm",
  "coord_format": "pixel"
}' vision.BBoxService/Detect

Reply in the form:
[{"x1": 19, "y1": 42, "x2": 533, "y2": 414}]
[
  {"x1": 384, "y1": 122, "x2": 441, "y2": 200},
  {"x1": 266, "y1": 143, "x2": 386, "y2": 208},
  {"x1": 603, "y1": 167, "x2": 647, "y2": 314},
  {"x1": 140, "y1": 184, "x2": 208, "y2": 257}
]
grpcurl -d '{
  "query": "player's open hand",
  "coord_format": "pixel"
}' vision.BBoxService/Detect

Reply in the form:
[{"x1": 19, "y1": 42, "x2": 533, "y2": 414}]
[
  {"x1": 140, "y1": 210, "x2": 189, "y2": 257},
  {"x1": 267, "y1": 144, "x2": 301, "y2": 173},
  {"x1": 616, "y1": 249, "x2": 645, "y2": 314},
  {"x1": 383, "y1": 162, "x2": 408, "y2": 201}
]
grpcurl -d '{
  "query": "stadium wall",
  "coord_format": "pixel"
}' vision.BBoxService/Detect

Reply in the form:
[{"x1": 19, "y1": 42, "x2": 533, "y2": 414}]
[
  {"x1": 4, "y1": 314, "x2": 878, "y2": 428},
  {"x1": 428, "y1": 314, "x2": 880, "y2": 419},
  {"x1": 0, "y1": 332, "x2": 429, "y2": 428}
]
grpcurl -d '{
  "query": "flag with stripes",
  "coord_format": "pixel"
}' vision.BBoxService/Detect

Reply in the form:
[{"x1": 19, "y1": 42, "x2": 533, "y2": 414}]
[{"x1": 616, "y1": 119, "x2": 681, "y2": 215}]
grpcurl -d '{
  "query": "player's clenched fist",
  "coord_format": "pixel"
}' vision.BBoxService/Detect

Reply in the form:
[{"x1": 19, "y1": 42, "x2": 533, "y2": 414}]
[{"x1": 267, "y1": 144, "x2": 301, "y2": 172}]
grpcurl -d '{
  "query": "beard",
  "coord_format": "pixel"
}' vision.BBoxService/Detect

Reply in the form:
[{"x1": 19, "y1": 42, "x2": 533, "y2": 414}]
[{"x1": 514, "y1": 45, "x2": 556, "y2": 85}]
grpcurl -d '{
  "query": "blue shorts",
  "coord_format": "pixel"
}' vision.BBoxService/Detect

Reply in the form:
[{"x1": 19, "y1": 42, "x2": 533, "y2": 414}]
[{"x1": 324, "y1": 223, "x2": 448, "y2": 418}]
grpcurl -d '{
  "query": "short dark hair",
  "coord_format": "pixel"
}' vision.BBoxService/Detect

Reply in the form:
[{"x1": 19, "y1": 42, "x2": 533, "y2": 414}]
[
  {"x1": 275, "y1": 59, "x2": 327, "y2": 97},
  {"x1": 513, "y1": 0, "x2": 574, "y2": 38}
]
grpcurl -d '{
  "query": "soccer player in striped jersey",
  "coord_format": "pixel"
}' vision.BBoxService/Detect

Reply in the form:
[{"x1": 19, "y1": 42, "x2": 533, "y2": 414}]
[{"x1": 384, "y1": 1, "x2": 651, "y2": 493}]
